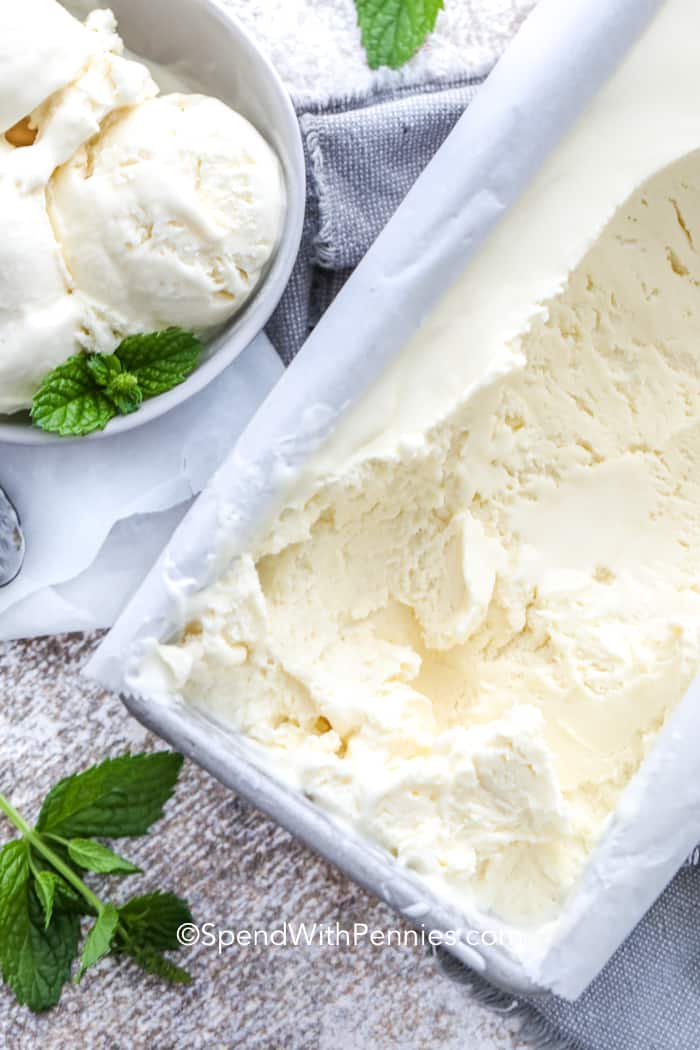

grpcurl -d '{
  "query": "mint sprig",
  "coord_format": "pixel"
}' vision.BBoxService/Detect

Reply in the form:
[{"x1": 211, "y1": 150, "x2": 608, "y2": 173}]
[
  {"x1": 355, "y1": 0, "x2": 443, "y2": 69},
  {"x1": 0, "y1": 752, "x2": 193, "y2": 1012},
  {"x1": 30, "y1": 328, "x2": 203, "y2": 437}
]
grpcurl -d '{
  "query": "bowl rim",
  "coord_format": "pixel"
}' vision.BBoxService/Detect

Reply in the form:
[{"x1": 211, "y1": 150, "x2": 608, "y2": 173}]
[{"x1": 0, "y1": 0, "x2": 305, "y2": 447}]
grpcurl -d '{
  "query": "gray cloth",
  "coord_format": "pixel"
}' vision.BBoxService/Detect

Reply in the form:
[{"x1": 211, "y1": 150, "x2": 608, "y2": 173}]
[
  {"x1": 265, "y1": 78, "x2": 700, "y2": 1050},
  {"x1": 267, "y1": 79, "x2": 482, "y2": 362}
]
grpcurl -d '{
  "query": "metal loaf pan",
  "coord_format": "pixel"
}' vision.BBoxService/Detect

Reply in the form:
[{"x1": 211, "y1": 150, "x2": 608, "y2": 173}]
[{"x1": 88, "y1": 0, "x2": 700, "y2": 1001}]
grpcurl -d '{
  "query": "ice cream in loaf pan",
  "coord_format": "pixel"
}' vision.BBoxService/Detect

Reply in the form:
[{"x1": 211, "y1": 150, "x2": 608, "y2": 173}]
[{"x1": 144, "y1": 0, "x2": 700, "y2": 926}]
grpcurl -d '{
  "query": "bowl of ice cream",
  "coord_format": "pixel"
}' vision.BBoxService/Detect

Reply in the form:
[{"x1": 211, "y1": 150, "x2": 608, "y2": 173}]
[{"x1": 0, "y1": 0, "x2": 305, "y2": 444}]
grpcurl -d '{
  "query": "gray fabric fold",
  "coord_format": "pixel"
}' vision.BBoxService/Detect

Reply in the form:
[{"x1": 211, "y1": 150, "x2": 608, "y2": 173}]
[
  {"x1": 266, "y1": 79, "x2": 482, "y2": 363},
  {"x1": 264, "y1": 75, "x2": 700, "y2": 1050}
]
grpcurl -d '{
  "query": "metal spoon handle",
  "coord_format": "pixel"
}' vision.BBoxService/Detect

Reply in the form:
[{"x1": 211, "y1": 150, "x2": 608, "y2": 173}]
[{"x1": 0, "y1": 486, "x2": 25, "y2": 587}]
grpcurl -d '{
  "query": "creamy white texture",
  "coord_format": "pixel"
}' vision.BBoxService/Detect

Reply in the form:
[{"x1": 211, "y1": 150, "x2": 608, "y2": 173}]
[
  {"x1": 148, "y1": 0, "x2": 700, "y2": 925},
  {"x1": 0, "y1": 7, "x2": 156, "y2": 414},
  {"x1": 48, "y1": 93, "x2": 286, "y2": 348},
  {"x1": 25, "y1": 11, "x2": 158, "y2": 187},
  {"x1": 0, "y1": 1, "x2": 285, "y2": 414},
  {"x1": 0, "y1": 187, "x2": 83, "y2": 415},
  {"x1": 0, "y1": 0, "x2": 97, "y2": 134}
]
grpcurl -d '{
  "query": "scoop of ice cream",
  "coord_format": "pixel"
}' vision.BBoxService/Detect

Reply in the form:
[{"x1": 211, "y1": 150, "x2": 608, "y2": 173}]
[
  {"x1": 0, "y1": 3, "x2": 159, "y2": 414},
  {"x1": 0, "y1": 2, "x2": 285, "y2": 415},
  {"x1": 8, "y1": 10, "x2": 157, "y2": 191},
  {"x1": 48, "y1": 93, "x2": 286, "y2": 347},
  {"x1": 0, "y1": 183, "x2": 83, "y2": 414},
  {"x1": 23, "y1": 10, "x2": 158, "y2": 187},
  {"x1": 0, "y1": 0, "x2": 95, "y2": 135}
]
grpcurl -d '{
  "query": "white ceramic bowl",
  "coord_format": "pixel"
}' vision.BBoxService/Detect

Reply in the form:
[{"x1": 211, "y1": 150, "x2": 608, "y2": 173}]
[{"x1": 0, "y1": 0, "x2": 305, "y2": 445}]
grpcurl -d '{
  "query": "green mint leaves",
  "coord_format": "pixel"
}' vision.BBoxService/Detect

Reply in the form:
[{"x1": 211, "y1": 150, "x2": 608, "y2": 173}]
[
  {"x1": 115, "y1": 892, "x2": 194, "y2": 986},
  {"x1": 29, "y1": 354, "x2": 117, "y2": 438},
  {"x1": 31, "y1": 328, "x2": 203, "y2": 438},
  {"x1": 0, "y1": 752, "x2": 193, "y2": 1012},
  {"x1": 115, "y1": 329, "x2": 203, "y2": 399},
  {"x1": 87, "y1": 354, "x2": 144, "y2": 415},
  {"x1": 37, "y1": 752, "x2": 184, "y2": 838},
  {"x1": 66, "y1": 840, "x2": 142, "y2": 876},
  {"x1": 0, "y1": 840, "x2": 81, "y2": 1013},
  {"x1": 78, "y1": 903, "x2": 119, "y2": 981},
  {"x1": 355, "y1": 0, "x2": 443, "y2": 69}
]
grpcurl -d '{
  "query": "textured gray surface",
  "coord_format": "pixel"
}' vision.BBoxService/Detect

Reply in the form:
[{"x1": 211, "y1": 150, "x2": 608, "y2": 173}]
[{"x1": 0, "y1": 635, "x2": 528, "y2": 1049}]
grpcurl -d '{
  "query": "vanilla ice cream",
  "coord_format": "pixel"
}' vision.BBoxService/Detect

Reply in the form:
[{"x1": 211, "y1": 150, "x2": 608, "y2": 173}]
[
  {"x1": 24, "y1": 10, "x2": 158, "y2": 186},
  {"x1": 48, "y1": 93, "x2": 286, "y2": 346},
  {"x1": 0, "y1": 1, "x2": 285, "y2": 415},
  {"x1": 0, "y1": 0, "x2": 96, "y2": 134},
  {"x1": 0, "y1": 183, "x2": 83, "y2": 415},
  {"x1": 146, "y1": 0, "x2": 700, "y2": 927},
  {"x1": 0, "y1": 6, "x2": 156, "y2": 413}
]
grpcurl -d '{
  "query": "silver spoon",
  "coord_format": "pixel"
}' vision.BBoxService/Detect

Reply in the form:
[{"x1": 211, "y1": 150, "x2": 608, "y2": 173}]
[{"x1": 0, "y1": 486, "x2": 25, "y2": 587}]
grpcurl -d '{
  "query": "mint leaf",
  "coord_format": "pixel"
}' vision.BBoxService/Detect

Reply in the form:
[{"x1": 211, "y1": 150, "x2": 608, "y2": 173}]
[
  {"x1": 115, "y1": 328, "x2": 202, "y2": 398},
  {"x1": 0, "y1": 843, "x2": 80, "y2": 1012},
  {"x1": 120, "y1": 941, "x2": 192, "y2": 986},
  {"x1": 78, "y1": 904, "x2": 119, "y2": 981},
  {"x1": 30, "y1": 845, "x2": 95, "y2": 915},
  {"x1": 76, "y1": 892, "x2": 194, "y2": 986},
  {"x1": 33, "y1": 871, "x2": 59, "y2": 929},
  {"x1": 116, "y1": 893, "x2": 194, "y2": 986},
  {"x1": 355, "y1": 0, "x2": 443, "y2": 69},
  {"x1": 30, "y1": 353, "x2": 117, "y2": 437},
  {"x1": 67, "y1": 840, "x2": 141, "y2": 876},
  {"x1": 36, "y1": 753, "x2": 184, "y2": 839},
  {"x1": 86, "y1": 353, "x2": 122, "y2": 388},
  {"x1": 0, "y1": 841, "x2": 31, "y2": 990},
  {"x1": 0, "y1": 840, "x2": 28, "y2": 919},
  {"x1": 30, "y1": 328, "x2": 202, "y2": 437},
  {"x1": 32, "y1": 865, "x2": 87, "y2": 919},
  {"x1": 119, "y1": 892, "x2": 193, "y2": 952},
  {"x1": 53, "y1": 875, "x2": 89, "y2": 915},
  {"x1": 87, "y1": 352, "x2": 143, "y2": 413},
  {"x1": 105, "y1": 372, "x2": 143, "y2": 415}
]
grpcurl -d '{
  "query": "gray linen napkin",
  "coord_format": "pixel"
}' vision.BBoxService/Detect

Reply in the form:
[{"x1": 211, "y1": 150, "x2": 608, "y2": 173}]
[
  {"x1": 267, "y1": 78, "x2": 482, "y2": 362},
  {"x1": 265, "y1": 78, "x2": 700, "y2": 1050}
]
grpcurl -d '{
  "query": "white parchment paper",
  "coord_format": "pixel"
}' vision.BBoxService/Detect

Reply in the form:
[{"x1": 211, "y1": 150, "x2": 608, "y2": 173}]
[{"x1": 0, "y1": 335, "x2": 283, "y2": 640}]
